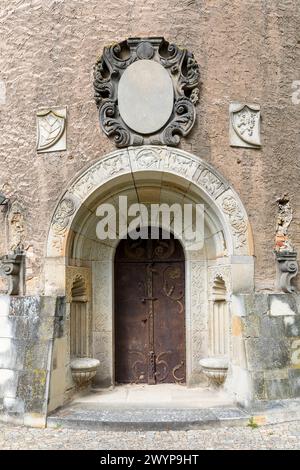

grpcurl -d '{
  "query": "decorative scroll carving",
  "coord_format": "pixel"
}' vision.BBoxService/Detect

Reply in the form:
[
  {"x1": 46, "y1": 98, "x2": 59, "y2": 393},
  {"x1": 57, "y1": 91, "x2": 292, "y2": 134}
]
[
  {"x1": 47, "y1": 147, "x2": 251, "y2": 258},
  {"x1": 52, "y1": 198, "x2": 76, "y2": 235},
  {"x1": 94, "y1": 37, "x2": 199, "y2": 147},
  {"x1": 190, "y1": 262, "x2": 207, "y2": 367},
  {"x1": 162, "y1": 265, "x2": 184, "y2": 314},
  {"x1": 162, "y1": 97, "x2": 195, "y2": 146},
  {"x1": 275, "y1": 251, "x2": 298, "y2": 293},
  {"x1": 1, "y1": 247, "x2": 25, "y2": 295},
  {"x1": 99, "y1": 100, "x2": 131, "y2": 147},
  {"x1": 221, "y1": 195, "x2": 247, "y2": 249}
]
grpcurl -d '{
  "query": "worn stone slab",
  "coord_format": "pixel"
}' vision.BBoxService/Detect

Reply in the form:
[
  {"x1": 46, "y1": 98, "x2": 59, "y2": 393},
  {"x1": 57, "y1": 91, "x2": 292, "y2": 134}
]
[
  {"x1": 269, "y1": 294, "x2": 298, "y2": 317},
  {"x1": 284, "y1": 316, "x2": 300, "y2": 337},
  {"x1": 288, "y1": 369, "x2": 300, "y2": 398},
  {"x1": 47, "y1": 404, "x2": 249, "y2": 431},
  {"x1": 245, "y1": 337, "x2": 290, "y2": 371},
  {"x1": 265, "y1": 378, "x2": 291, "y2": 400}
]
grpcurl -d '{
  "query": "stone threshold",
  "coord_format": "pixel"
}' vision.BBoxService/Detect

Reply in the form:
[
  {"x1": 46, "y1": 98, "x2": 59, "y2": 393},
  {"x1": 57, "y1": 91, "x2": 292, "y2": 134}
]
[
  {"x1": 47, "y1": 398, "x2": 300, "y2": 432},
  {"x1": 47, "y1": 404, "x2": 249, "y2": 431}
]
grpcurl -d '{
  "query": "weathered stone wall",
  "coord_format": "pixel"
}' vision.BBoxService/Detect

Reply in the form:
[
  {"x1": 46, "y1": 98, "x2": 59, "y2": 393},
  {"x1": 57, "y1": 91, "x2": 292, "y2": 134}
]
[
  {"x1": 0, "y1": 295, "x2": 65, "y2": 426},
  {"x1": 229, "y1": 293, "x2": 300, "y2": 406},
  {"x1": 0, "y1": 0, "x2": 300, "y2": 292}
]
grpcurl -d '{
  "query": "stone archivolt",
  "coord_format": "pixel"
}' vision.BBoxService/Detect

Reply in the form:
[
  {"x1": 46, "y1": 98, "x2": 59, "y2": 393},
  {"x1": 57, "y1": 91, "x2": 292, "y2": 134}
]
[{"x1": 48, "y1": 147, "x2": 250, "y2": 258}]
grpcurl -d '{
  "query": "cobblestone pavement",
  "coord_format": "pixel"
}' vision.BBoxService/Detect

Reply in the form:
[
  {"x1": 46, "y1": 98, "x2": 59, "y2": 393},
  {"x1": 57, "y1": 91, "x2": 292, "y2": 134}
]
[{"x1": 0, "y1": 421, "x2": 300, "y2": 449}]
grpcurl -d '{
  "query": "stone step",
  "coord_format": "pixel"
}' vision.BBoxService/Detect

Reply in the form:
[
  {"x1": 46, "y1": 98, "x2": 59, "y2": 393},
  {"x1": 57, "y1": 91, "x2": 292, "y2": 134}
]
[{"x1": 47, "y1": 405, "x2": 250, "y2": 431}]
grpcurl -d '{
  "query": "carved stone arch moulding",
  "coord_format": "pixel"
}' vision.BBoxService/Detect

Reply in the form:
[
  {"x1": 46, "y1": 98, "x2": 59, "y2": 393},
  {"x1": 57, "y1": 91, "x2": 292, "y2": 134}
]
[
  {"x1": 46, "y1": 147, "x2": 252, "y2": 259},
  {"x1": 93, "y1": 37, "x2": 200, "y2": 147}
]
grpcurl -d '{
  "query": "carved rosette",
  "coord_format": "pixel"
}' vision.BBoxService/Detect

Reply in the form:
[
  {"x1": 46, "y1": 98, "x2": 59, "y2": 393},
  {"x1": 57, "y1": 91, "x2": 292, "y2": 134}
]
[{"x1": 94, "y1": 37, "x2": 199, "y2": 147}]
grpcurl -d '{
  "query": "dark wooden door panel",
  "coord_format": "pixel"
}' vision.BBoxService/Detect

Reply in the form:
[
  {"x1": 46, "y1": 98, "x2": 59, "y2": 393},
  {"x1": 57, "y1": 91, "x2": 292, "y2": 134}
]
[
  {"x1": 153, "y1": 262, "x2": 185, "y2": 384},
  {"x1": 115, "y1": 235, "x2": 186, "y2": 385},
  {"x1": 115, "y1": 262, "x2": 149, "y2": 383}
]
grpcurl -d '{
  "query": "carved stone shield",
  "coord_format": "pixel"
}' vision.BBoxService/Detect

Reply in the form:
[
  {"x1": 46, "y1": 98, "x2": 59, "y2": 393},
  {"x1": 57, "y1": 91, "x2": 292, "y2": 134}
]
[
  {"x1": 37, "y1": 108, "x2": 66, "y2": 152},
  {"x1": 230, "y1": 103, "x2": 261, "y2": 148}
]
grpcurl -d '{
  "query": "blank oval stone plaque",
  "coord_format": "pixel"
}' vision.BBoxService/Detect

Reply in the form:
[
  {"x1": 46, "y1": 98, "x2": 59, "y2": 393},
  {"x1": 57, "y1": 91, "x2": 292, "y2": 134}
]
[{"x1": 118, "y1": 59, "x2": 174, "y2": 135}]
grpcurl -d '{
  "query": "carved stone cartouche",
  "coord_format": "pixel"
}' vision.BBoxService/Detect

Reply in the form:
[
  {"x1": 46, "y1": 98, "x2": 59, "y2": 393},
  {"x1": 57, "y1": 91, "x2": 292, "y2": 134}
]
[{"x1": 93, "y1": 37, "x2": 200, "y2": 147}]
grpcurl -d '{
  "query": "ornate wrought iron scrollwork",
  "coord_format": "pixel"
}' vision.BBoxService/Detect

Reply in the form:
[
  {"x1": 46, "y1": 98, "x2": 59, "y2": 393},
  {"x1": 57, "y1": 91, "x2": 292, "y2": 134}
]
[
  {"x1": 93, "y1": 37, "x2": 199, "y2": 147},
  {"x1": 162, "y1": 265, "x2": 184, "y2": 314},
  {"x1": 172, "y1": 361, "x2": 185, "y2": 385},
  {"x1": 129, "y1": 350, "x2": 147, "y2": 384},
  {"x1": 155, "y1": 351, "x2": 171, "y2": 383}
]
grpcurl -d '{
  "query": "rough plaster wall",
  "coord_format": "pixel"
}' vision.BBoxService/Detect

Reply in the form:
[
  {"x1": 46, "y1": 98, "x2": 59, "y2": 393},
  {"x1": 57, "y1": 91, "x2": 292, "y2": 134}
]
[{"x1": 0, "y1": 0, "x2": 300, "y2": 293}]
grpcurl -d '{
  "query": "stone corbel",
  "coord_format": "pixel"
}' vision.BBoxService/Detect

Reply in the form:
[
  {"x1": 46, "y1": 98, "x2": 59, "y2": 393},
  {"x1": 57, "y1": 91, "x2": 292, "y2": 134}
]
[
  {"x1": 1, "y1": 247, "x2": 25, "y2": 295},
  {"x1": 275, "y1": 251, "x2": 298, "y2": 293}
]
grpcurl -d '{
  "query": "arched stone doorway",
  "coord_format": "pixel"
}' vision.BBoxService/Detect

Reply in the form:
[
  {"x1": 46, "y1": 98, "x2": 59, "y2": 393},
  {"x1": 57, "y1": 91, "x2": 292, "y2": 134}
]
[
  {"x1": 45, "y1": 146, "x2": 254, "y2": 412},
  {"x1": 115, "y1": 231, "x2": 186, "y2": 385}
]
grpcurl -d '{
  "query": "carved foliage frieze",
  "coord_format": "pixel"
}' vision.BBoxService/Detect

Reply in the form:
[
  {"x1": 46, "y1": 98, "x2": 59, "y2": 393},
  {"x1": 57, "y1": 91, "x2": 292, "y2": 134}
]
[
  {"x1": 221, "y1": 194, "x2": 248, "y2": 249},
  {"x1": 47, "y1": 148, "x2": 251, "y2": 258},
  {"x1": 52, "y1": 198, "x2": 76, "y2": 235},
  {"x1": 69, "y1": 152, "x2": 130, "y2": 201},
  {"x1": 190, "y1": 262, "x2": 207, "y2": 367},
  {"x1": 197, "y1": 168, "x2": 227, "y2": 199},
  {"x1": 94, "y1": 37, "x2": 199, "y2": 147}
]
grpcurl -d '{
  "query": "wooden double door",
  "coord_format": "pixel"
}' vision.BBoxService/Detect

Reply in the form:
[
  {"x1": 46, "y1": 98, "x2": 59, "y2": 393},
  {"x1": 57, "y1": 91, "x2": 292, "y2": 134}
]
[{"x1": 115, "y1": 233, "x2": 186, "y2": 385}]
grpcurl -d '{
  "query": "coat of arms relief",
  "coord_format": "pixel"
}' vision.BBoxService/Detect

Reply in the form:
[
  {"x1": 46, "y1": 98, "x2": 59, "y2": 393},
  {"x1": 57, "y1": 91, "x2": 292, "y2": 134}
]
[
  {"x1": 229, "y1": 103, "x2": 261, "y2": 148},
  {"x1": 36, "y1": 106, "x2": 67, "y2": 153}
]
